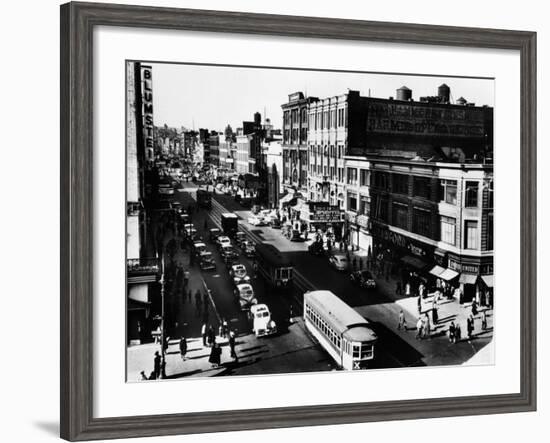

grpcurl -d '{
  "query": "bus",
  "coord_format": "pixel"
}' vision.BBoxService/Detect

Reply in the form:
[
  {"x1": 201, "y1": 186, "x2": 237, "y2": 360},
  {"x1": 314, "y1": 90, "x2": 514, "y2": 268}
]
[
  {"x1": 304, "y1": 290, "x2": 377, "y2": 370},
  {"x1": 255, "y1": 242, "x2": 293, "y2": 289}
]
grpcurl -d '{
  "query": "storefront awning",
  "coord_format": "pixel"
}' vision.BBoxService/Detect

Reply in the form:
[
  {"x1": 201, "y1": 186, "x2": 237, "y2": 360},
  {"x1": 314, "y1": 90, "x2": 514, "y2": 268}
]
[
  {"x1": 429, "y1": 265, "x2": 445, "y2": 277},
  {"x1": 401, "y1": 255, "x2": 427, "y2": 270},
  {"x1": 481, "y1": 275, "x2": 494, "y2": 288},
  {"x1": 459, "y1": 273, "x2": 478, "y2": 285},
  {"x1": 280, "y1": 193, "x2": 296, "y2": 206},
  {"x1": 439, "y1": 268, "x2": 459, "y2": 281}
]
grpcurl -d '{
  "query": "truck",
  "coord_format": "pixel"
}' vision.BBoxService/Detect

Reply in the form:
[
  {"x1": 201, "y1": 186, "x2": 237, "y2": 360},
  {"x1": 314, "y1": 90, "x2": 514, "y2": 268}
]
[
  {"x1": 221, "y1": 213, "x2": 238, "y2": 237},
  {"x1": 196, "y1": 189, "x2": 212, "y2": 209}
]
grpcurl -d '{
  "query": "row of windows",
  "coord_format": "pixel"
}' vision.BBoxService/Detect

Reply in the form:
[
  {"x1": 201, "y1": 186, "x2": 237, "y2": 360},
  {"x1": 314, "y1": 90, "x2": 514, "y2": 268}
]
[
  {"x1": 309, "y1": 107, "x2": 348, "y2": 130},
  {"x1": 370, "y1": 173, "x2": 488, "y2": 208},
  {"x1": 283, "y1": 108, "x2": 308, "y2": 126},
  {"x1": 305, "y1": 304, "x2": 342, "y2": 350}
]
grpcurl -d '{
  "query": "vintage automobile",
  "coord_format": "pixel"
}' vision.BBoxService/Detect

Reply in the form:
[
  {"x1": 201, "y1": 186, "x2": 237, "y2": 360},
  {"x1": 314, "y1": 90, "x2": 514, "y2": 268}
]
[
  {"x1": 229, "y1": 263, "x2": 251, "y2": 286},
  {"x1": 248, "y1": 304, "x2": 277, "y2": 337},
  {"x1": 216, "y1": 235, "x2": 232, "y2": 249},
  {"x1": 350, "y1": 270, "x2": 377, "y2": 289},
  {"x1": 198, "y1": 251, "x2": 216, "y2": 271},
  {"x1": 308, "y1": 241, "x2": 325, "y2": 256},
  {"x1": 220, "y1": 245, "x2": 239, "y2": 264},
  {"x1": 192, "y1": 241, "x2": 207, "y2": 258},
  {"x1": 247, "y1": 215, "x2": 267, "y2": 226},
  {"x1": 328, "y1": 254, "x2": 349, "y2": 271},
  {"x1": 240, "y1": 240, "x2": 256, "y2": 258},
  {"x1": 183, "y1": 224, "x2": 198, "y2": 241},
  {"x1": 234, "y1": 231, "x2": 246, "y2": 247},
  {"x1": 233, "y1": 283, "x2": 257, "y2": 311},
  {"x1": 209, "y1": 228, "x2": 221, "y2": 243}
]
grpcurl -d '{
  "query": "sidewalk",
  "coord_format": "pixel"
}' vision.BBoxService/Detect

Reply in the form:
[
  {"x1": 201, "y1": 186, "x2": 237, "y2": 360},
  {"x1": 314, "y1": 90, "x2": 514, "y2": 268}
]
[{"x1": 128, "y1": 207, "x2": 225, "y2": 380}]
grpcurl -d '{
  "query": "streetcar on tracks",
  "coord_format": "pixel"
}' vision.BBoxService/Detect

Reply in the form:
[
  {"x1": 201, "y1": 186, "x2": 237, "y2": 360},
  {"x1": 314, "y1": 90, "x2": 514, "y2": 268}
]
[
  {"x1": 303, "y1": 290, "x2": 377, "y2": 370},
  {"x1": 254, "y1": 242, "x2": 293, "y2": 289}
]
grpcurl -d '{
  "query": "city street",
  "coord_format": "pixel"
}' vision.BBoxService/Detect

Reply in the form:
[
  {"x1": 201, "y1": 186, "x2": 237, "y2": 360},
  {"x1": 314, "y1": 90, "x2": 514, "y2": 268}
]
[{"x1": 128, "y1": 181, "x2": 494, "y2": 380}]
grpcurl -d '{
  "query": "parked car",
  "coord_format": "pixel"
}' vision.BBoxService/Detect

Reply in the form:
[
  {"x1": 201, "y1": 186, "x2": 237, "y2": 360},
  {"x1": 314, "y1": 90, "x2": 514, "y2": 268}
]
[
  {"x1": 270, "y1": 218, "x2": 282, "y2": 229},
  {"x1": 234, "y1": 231, "x2": 246, "y2": 247},
  {"x1": 234, "y1": 283, "x2": 258, "y2": 311},
  {"x1": 247, "y1": 215, "x2": 267, "y2": 226},
  {"x1": 240, "y1": 240, "x2": 256, "y2": 258},
  {"x1": 183, "y1": 224, "x2": 197, "y2": 241},
  {"x1": 248, "y1": 304, "x2": 277, "y2": 337},
  {"x1": 216, "y1": 235, "x2": 232, "y2": 249},
  {"x1": 329, "y1": 254, "x2": 349, "y2": 271},
  {"x1": 229, "y1": 263, "x2": 251, "y2": 286},
  {"x1": 199, "y1": 251, "x2": 216, "y2": 271},
  {"x1": 350, "y1": 270, "x2": 377, "y2": 289}
]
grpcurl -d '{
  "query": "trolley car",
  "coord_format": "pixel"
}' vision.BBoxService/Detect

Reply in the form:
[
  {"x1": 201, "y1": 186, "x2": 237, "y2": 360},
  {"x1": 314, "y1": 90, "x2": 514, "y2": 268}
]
[
  {"x1": 255, "y1": 242, "x2": 293, "y2": 289},
  {"x1": 304, "y1": 290, "x2": 377, "y2": 370}
]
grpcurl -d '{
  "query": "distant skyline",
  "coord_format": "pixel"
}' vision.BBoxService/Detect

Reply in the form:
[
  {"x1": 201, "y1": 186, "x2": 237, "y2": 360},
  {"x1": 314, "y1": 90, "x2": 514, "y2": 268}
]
[{"x1": 150, "y1": 62, "x2": 494, "y2": 132}]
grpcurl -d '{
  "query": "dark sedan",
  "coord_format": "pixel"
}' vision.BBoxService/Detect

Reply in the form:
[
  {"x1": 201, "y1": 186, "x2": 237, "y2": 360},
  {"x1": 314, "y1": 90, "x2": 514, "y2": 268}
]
[{"x1": 350, "y1": 270, "x2": 377, "y2": 289}]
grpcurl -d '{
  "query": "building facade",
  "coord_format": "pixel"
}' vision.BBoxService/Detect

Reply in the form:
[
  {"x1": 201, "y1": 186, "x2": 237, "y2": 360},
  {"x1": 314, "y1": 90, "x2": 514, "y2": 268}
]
[
  {"x1": 281, "y1": 92, "x2": 318, "y2": 193},
  {"x1": 208, "y1": 131, "x2": 220, "y2": 167},
  {"x1": 307, "y1": 90, "x2": 370, "y2": 206},
  {"x1": 126, "y1": 61, "x2": 161, "y2": 345}
]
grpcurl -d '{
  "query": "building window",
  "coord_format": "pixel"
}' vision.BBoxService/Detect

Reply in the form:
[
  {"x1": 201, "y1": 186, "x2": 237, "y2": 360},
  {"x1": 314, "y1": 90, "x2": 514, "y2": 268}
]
[
  {"x1": 440, "y1": 216, "x2": 456, "y2": 245},
  {"x1": 465, "y1": 181, "x2": 479, "y2": 207},
  {"x1": 439, "y1": 179, "x2": 458, "y2": 205},
  {"x1": 373, "y1": 171, "x2": 388, "y2": 190},
  {"x1": 347, "y1": 192, "x2": 358, "y2": 212},
  {"x1": 284, "y1": 111, "x2": 290, "y2": 125},
  {"x1": 413, "y1": 176, "x2": 431, "y2": 199},
  {"x1": 412, "y1": 207, "x2": 431, "y2": 237},
  {"x1": 301, "y1": 108, "x2": 307, "y2": 123},
  {"x1": 392, "y1": 174, "x2": 409, "y2": 195},
  {"x1": 292, "y1": 109, "x2": 298, "y2": 124},
  {"x1": 487, "y1": 212, "x2": 494, "y2": 250},
  {"x1": 392, "y1": 202, "x2": 408, "y2": 229},
  {"x1": 464, "y1": 220, "x2": 479, "y2": 249},
  {"x1": 347, "y1": 168, "x2": 358, "y2": 185},
  {"x1": 359, "y1": 196, "x2": 370, "y2": 215},
  {"x1": 360, "y1": 169, "x2": 369, "y2": 187}
]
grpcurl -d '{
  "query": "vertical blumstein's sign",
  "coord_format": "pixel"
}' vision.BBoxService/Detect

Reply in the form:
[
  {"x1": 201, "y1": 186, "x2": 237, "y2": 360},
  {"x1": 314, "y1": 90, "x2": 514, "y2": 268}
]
[{"x1": 141, "y1": 65, "x2": 154, "y2": 161}]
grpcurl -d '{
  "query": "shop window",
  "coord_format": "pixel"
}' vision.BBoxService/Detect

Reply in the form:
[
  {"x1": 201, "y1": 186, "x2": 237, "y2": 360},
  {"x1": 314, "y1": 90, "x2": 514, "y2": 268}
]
[
  {"x1": 413, "y1": 176, "x2": 431, "y2": 199},
  {"x1": 440, "y1": 216, "x2": 456, "y2": 245},
  {"x1": 464, "y1": 220, "x2": 479, "y2": 249},
  {"x1": 465, "y1": 181, "x2": 479, "y2": 208},
  {"x1": 392, "y1": 174, "x2": 409, "y2": 195},
  {"x1": 392, "y1": 202, "x2": 408, "y2": 229},
  {"x1": 412, "y1": 207, "x2": 431, "y2": 237},
  {"x1": 439, "y1": 179, "x2": 457, "y2": 205}
]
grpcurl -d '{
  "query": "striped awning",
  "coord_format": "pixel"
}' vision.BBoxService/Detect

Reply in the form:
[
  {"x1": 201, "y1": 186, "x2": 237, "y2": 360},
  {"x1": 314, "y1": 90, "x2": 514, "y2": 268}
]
[
  {"x1": 439, "y1": 268, "x2": 459, "y2": 281},
  {"x1": 459, "y1": 273, "x2": 478, "y2": 285},
  {"x1": 429, "y1": 265, "x2": 445, "y2": 277}
]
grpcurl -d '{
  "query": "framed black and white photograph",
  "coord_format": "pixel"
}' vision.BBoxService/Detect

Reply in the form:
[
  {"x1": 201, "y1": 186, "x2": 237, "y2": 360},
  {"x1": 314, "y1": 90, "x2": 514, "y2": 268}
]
[{"x1": 60, "y1": 2, "x2": 536, "y2": 441}]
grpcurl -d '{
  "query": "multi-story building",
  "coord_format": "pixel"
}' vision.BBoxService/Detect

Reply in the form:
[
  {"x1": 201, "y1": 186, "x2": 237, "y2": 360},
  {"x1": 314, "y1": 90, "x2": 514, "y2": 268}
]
[
  {"x1": 341, "y1": 84, "x2": 494, "y2": 305},
  {"x1": 281, "y1": 92, "x2": 318, "y2": 193},
  {"x1": 208, "y1": 131, "x2": 220, "y2": 167},
  {"x1": 199, "y1": 128, "x2": 210, "y2": 164},
  {"x1": 126, "y1": 61, "x2": 161, "y2": 345},
  {"x1": 307, "y1": 90, "x2": 370, "y2": 206},
  {"x1": 263, "y1": 136, "x2": 283, "y2": 208}
]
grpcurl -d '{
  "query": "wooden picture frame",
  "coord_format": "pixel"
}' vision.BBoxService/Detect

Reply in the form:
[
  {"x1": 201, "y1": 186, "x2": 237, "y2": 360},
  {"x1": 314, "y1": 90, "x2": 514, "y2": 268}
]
[{"x1": 60, "y1": 1, "x2": 536, "y2": 440}]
